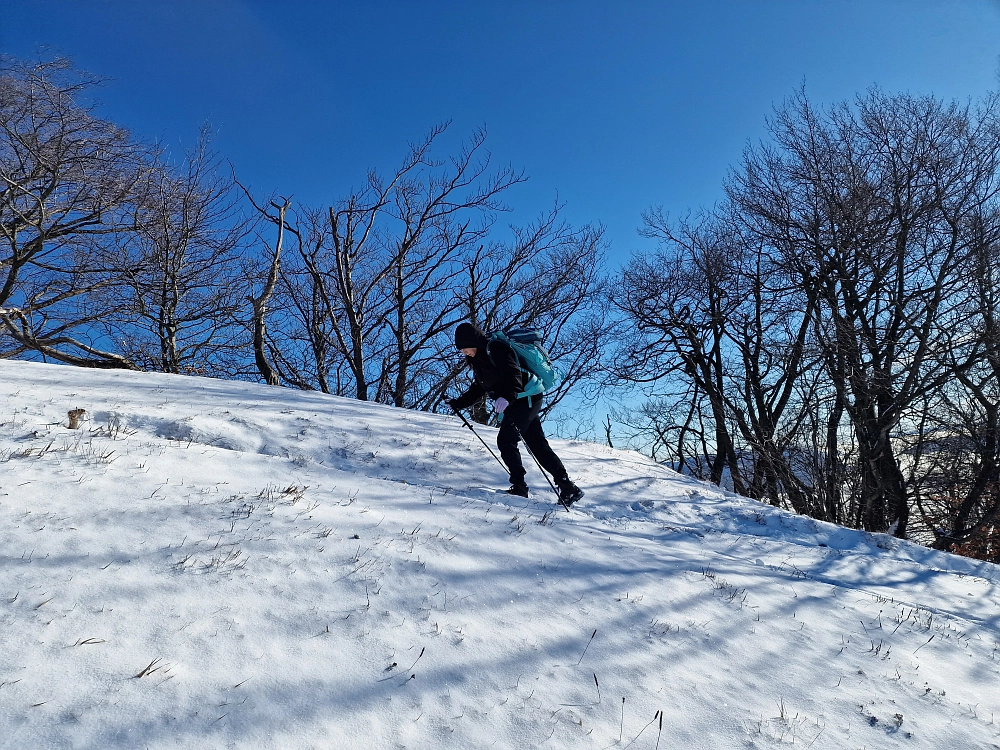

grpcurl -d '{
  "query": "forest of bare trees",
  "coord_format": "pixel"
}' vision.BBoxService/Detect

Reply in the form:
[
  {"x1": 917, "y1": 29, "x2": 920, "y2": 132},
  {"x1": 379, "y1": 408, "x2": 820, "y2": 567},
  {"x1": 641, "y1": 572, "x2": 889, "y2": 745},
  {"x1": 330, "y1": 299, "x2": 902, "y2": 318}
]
[
  {"x1": 0, "y1": 60, "x2": 255, "y2": 373},
  {"x1": 6, "y1": 57, "x2": 1000, "y2": 561},
  {"x1": 242, "y1": 125, "x2": 609, "y2": 415},
  {"x1": 612, "y1": 88, "x2": 1000, "y2": 559},
  {"x1": 0, "y1": 58, "x2": 609, "y2": 418}
]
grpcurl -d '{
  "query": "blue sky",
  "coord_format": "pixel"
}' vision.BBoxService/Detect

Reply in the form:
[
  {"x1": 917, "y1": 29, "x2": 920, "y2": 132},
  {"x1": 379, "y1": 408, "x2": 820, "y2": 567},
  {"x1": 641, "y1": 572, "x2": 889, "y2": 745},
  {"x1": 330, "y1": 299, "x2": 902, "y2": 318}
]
[{"x1": 5, "y1": 1, "x2": 1000, "y2": 265}]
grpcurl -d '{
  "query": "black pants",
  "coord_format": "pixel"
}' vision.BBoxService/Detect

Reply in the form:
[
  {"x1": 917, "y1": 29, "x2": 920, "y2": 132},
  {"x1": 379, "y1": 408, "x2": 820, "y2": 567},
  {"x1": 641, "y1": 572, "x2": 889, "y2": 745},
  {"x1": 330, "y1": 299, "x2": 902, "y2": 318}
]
[{"x1": 497, "y1": 397, "x2": 567, "y2": 484}]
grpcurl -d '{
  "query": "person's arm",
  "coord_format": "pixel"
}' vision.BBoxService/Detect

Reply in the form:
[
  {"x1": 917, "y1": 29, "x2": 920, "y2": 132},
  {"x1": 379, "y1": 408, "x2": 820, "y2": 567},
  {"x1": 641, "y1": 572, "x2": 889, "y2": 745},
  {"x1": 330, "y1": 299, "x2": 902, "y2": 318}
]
[
  {"x1": 448, "y1": 380, "x2": 485, "y2": 411},
  {"x1": 488, "y1": 340, "x2": 525, "y2": 402}
]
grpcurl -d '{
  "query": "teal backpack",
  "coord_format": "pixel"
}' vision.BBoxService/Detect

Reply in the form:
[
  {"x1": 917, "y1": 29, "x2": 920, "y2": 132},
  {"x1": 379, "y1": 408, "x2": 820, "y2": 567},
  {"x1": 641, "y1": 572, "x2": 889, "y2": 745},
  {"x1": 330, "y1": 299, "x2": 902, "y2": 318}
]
[{"x1": 486, "y1": 327, "x2": 563, "y2": 404}]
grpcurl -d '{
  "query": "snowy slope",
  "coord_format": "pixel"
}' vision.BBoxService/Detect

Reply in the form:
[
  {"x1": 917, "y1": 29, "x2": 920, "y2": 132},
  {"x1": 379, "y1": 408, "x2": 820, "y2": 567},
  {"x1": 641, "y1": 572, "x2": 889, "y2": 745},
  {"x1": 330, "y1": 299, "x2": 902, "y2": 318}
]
[{"x1": 1, "y1": 360, "x2": 998, "y2": 750}]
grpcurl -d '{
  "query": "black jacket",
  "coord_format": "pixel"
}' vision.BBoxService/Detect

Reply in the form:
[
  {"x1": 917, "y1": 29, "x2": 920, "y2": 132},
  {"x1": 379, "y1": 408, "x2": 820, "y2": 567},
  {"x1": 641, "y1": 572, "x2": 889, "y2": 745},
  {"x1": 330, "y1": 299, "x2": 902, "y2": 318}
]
[{"x1": 450, "y1": 337, "x2": 526, "y2": 410}]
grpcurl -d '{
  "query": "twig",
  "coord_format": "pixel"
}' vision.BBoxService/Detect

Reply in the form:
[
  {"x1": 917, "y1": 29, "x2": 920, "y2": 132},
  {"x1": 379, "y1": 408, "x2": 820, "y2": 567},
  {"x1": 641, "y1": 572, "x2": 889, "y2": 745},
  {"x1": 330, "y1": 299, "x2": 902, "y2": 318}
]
[
  {"x1": 913, "y1": 635, "x2": 935, "y2": 653},
  {"x1": 619, "y1": 697, "x2": 625, "y2": 742},
  {"x1": 624, "y1": 710, "x2": 660, "y2": 748},
  {"x1": 577, "y1": 629, "x2": 597, "y2": 665},
  {"x1": 405, "y1": 646, "x2": 426, "y2": 675}
]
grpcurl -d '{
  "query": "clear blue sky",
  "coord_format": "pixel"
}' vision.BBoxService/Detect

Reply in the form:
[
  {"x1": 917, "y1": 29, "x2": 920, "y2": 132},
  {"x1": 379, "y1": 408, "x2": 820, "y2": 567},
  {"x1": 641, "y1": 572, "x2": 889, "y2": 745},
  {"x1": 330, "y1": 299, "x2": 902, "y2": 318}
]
[{"x1": 5, "y1": 1, "x2": 1000, "y2": 265}]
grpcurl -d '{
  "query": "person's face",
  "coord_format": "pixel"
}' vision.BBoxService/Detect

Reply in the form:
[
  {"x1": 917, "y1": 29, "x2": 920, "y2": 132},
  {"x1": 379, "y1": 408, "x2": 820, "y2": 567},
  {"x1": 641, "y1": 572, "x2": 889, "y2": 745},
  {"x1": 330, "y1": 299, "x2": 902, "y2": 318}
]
[{"x1": 461, "y1": 347, "x2": 477, "y2": 357}]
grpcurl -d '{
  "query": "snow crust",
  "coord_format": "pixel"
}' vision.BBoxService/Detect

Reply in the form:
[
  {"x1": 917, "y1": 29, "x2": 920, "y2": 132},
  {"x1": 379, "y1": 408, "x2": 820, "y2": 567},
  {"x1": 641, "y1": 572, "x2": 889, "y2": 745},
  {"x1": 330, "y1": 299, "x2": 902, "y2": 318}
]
[{"x1": 1, "y1": 360, "x2": 998, "y2": 749}]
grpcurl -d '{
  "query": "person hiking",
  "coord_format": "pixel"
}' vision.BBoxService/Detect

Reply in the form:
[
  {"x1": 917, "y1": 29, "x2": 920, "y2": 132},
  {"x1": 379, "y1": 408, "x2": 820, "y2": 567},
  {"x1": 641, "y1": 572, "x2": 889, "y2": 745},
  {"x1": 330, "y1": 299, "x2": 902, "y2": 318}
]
[{"x1": 447, "y1": 322, "x2": 584, "y2": 506}]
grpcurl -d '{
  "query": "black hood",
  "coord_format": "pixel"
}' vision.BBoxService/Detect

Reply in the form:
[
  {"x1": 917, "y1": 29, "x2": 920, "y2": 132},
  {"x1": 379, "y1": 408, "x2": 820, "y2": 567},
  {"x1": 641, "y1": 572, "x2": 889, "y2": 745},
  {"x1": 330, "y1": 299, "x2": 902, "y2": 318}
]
[{"x1": 454, "y1": 322, "x2": 488, "y2": 350}]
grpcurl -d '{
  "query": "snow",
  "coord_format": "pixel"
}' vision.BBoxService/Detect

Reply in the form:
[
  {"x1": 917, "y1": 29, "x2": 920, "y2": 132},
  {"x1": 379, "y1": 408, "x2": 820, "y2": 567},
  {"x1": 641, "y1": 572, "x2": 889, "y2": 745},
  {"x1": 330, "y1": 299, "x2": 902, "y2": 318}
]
[{"x1": 1, "y1": 359, "x2": 999, "y2": 749}]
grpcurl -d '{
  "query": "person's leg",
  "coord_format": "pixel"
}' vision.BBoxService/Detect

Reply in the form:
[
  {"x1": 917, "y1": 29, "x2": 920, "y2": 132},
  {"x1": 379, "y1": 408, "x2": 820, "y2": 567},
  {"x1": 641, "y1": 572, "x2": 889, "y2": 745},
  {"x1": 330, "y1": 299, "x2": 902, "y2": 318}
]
[
  {"x1": 502, "y1": 398, "x2": 570, "y2": 481},
  {"x1": 496, "y1": 417, "x2": 526, "y2": 485},
  {"x1": 519, "y1": 408, "x2": 569, "y2": 482},
  {"x1": 512, "y1": 399, "x2": 583, "y2": 505}
]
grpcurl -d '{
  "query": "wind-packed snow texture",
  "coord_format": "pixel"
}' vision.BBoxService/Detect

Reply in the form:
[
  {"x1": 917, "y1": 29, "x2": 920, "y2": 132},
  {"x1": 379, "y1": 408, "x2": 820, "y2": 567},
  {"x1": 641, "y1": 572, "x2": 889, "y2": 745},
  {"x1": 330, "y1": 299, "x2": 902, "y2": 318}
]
[{"x1": 1, "y1": 360, "x2": 998, "y2": 749}]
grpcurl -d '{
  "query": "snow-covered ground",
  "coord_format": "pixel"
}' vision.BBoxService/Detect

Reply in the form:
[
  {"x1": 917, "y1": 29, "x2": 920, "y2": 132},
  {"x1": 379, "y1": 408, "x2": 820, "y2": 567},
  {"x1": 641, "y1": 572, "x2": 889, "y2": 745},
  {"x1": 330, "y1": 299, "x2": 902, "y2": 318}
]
[{"x1": 1, "y1": 360, "x2": 998, "y2": 750}]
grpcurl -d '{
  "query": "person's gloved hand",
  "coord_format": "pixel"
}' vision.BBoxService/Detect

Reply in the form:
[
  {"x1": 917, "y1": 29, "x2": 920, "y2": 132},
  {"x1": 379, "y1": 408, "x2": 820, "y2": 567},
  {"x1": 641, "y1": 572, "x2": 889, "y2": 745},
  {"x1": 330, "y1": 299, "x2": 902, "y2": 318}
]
[
  {"x1": 494, "y1": 397, "x2": 509, "y2": 414},
  {"x1": 447, "y1": 398, "x2": 460, "y2": 412}
]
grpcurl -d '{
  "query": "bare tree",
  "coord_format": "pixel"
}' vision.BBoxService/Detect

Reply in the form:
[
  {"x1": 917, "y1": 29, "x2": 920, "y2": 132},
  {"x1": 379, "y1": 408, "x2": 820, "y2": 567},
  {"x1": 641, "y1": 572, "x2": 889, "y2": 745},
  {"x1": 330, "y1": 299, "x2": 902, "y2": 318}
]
[
  {"x1": 241, "y1": 191, "x2": 291, "y2": 385},
  {"x1": 262, "y1": 205, "x2": 346, "y2": 392},
  {"x1": 913, "y1": 205, "x2": 1000, "y2": 556},
  {"x1": 613, "y1": 88, "x2": 1000, "y2": 554},
  {"x1": 612, "y1": 211, "x2": 748, "y2": 492},
  {"x1": 0, "y1": 58, "x2": 153, "y2": 367},
  {"x1": 248, "y1": 124, "x2": 526, "y2": 402},
  {"x1": 100, "y1": 127, "x2": 254, "y2": 374},
  {"x1": 380, "y1": 125, "x2": 523, "y2": 407},
  {"x1": 729, "y1": 89, "x2": 1000, "y2": 538}
]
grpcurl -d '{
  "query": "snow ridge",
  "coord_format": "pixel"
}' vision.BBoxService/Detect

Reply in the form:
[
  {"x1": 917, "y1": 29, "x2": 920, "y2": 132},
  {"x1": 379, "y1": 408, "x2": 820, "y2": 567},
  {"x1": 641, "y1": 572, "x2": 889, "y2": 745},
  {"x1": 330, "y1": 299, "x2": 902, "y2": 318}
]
[{"x1": 1, "y1": 360, "x2": 998, "y2": 749}]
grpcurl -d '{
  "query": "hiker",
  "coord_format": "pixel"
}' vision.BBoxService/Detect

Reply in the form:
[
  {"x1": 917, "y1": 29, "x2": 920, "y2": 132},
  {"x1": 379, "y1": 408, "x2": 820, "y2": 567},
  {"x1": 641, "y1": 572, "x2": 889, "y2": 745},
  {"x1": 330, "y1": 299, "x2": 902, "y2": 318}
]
[{"x1": 447, "y1": 322, "x2": 584, "y2": 506}]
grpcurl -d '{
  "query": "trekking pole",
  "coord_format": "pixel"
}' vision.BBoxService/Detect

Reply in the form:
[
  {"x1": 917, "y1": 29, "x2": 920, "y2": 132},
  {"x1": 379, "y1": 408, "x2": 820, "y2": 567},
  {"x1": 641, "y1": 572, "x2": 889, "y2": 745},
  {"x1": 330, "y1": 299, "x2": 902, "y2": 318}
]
[
  {"x1": 513, "y1": 426, "x2": 567, "y2": 510},
  {"x1": 453, "y1": 409, "x2": 508, "y2": 472}
]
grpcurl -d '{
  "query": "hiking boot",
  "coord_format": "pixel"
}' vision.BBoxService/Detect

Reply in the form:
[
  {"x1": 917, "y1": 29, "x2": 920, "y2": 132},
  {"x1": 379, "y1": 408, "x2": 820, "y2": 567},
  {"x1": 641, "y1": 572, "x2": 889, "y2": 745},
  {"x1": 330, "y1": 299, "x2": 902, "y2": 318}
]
[
  {"x1": 557, "y1": 480, "x2": 584, "y2": 507},
  {"x1": 506, "y1": 481, "x2": 529, "y2": 498}
]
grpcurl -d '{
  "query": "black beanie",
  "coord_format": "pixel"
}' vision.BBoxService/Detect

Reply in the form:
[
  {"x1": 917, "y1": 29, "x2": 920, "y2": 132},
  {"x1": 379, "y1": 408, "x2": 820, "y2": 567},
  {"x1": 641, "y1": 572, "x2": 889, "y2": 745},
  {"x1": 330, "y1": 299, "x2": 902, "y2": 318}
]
[{"x1": 454, "y1": 322, "x2": 486, "y2": 349}]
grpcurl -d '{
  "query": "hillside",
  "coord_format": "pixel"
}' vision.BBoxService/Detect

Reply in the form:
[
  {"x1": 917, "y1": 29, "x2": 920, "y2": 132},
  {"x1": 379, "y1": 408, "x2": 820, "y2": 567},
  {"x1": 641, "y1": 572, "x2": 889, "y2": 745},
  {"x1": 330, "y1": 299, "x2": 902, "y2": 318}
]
[{"x1": 1, "y1": 360, "x2": 998, "y2": 749}]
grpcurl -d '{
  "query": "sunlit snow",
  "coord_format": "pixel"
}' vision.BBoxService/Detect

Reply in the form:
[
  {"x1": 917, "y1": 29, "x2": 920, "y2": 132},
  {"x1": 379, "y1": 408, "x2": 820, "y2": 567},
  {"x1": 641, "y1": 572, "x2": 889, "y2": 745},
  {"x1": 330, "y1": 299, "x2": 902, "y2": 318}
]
[{"x1": 1, "y1": 360, "x2": 998, "y2": 749}]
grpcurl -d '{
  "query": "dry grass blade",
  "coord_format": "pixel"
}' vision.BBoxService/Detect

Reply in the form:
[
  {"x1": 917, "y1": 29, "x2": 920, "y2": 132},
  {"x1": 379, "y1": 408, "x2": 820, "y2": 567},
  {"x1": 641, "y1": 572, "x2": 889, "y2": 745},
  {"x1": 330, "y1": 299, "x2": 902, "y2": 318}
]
[{"x1": 134, "y1": 657, "x2": 164, "y2": 678}]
